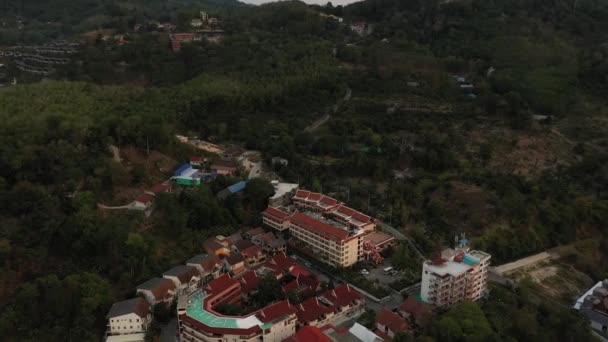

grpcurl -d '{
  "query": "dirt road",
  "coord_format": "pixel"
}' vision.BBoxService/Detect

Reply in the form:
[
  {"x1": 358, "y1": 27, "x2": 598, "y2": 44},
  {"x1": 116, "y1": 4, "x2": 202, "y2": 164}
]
[{"x1": 492, "y1": 251, "x2": 555, "y2": 275}]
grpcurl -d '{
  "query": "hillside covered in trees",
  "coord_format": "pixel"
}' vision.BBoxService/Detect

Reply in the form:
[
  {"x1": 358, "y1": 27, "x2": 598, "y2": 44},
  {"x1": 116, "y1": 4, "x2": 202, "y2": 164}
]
[{"x1": 0, "y1": 0, "x2": 607, "y2": 340}]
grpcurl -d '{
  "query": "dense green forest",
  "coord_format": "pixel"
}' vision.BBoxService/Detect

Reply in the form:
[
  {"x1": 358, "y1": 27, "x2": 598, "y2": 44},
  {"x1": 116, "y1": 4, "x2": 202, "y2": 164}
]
[{"x1": 0, "y1": 0, "x2": 607, "y2": 340}]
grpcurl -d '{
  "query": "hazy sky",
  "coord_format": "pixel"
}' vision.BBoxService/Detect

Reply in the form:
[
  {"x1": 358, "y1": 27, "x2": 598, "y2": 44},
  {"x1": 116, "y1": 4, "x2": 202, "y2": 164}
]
[{"x1": 240, "y1": 0, "x2": 362, "y2": 5}]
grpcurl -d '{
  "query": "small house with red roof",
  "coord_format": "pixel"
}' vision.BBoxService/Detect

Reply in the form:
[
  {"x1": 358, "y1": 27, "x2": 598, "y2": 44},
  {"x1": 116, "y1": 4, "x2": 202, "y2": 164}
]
[
  {"x1": 205, "y1": 273, "x2": 242, "y2": 307},
  {"x1": 190, "y1": 156, "x2": 206, "y2": 167},
  {"x1": 132, "y1": 193, "x2": 154, "y2": 210},
  {"x1": 145, "y1": 183, "x2": 171, "y2": 196},
  {"x1": 283, "y1": 325, "x2": 331, "y2": 342},
  {"x1": 239, "y1": 270, "x2": 262, "y2": 298},
  {"x1": 296, "y1": 297, "x2": 335, "y2": 327},
  {"x1": 295, "y1": 284, "x2": 365, "y2": 328},
  {"x1": 282, "y1": 274, "x2": 321, "y2": 299},
  {"x1": 375, "y1": 308, "x2": 409, "y2": 340},
  {"x1": 211, "y1": 159, "x2": 238, "y2": 175},
  {"x1": 262, "y1": 207, "x2": 292, "y2": 231},
  {"x1": 240, "y1": 245, "x2": 266, "y2": 267},
  {"x1": 264, "y1": 253, "x2": 298, "y2": 278},
  {"x1": 398, "y1": 295, "x2": 432, "y2": 327}
]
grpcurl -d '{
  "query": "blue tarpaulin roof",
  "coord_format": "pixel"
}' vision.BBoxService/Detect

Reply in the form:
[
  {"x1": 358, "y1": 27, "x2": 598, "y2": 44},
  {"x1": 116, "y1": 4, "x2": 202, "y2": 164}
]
[
  {"x1": 174, "y1": 163, "x2": 192, "y2": 176},
  {"x1": 227, "y1": 181, "x2": 248, "y2": 194}
]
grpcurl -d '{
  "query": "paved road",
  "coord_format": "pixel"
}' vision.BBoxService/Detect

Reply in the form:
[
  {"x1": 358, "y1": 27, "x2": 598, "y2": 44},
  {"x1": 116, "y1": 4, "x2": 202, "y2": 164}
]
[
  {"x1": 160, "y1": 318, "x2": 178, "y2": 342},
  {"x1": 366, "y1": 292, "x2": 403, "y2": 312},
  {"x1": 304, "y1": 87, "x2": 352, "y2": 133},
  {"x1": 305, "y1": 113, "x2": 331, "y2": 132}
]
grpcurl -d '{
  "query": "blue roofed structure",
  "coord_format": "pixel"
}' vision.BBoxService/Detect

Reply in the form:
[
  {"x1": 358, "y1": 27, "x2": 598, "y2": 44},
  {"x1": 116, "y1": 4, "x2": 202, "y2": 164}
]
[
  {"x1": 174, "y1": 163, "x2": 193, "y2": 177},
  {"x1": 227, "y1": 181, "x2": 248, "y2": 194},
  {"x1": 217, "y1": 181, "x2": 248, "y2": 200}
]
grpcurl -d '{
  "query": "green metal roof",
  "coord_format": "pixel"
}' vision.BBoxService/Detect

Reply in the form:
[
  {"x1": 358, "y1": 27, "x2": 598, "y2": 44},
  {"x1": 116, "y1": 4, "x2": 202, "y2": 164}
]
[{"x1": 186, "y1": 293, "x2": 270, "y2": 330}]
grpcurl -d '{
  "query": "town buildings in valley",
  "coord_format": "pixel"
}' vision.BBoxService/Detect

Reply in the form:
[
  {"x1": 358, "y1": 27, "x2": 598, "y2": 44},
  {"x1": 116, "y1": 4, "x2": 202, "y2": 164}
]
[{"x1": 177, "y1": 268, "x2": 365, "y2": 342}]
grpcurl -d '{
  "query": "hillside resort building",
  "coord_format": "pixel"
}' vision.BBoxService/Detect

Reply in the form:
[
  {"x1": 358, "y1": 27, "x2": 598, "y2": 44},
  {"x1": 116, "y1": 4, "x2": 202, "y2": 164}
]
[
  {"x1": 420, "y1": 239, "x2": 491, "y2": 307},
  {"x1": 262, "y1": 190, "x2": 377, "y2": 268}
]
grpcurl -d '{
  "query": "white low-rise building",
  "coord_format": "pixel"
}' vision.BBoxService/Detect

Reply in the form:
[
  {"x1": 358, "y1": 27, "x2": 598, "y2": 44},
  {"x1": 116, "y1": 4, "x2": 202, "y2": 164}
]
[
  {"x1": 162, "y1": 265, "x2": 201, "y2": 297},
  {"x1": 420, "y1": 240, "x2": 490, "y2": 308},
  {"x1": 106, "y1": 297, "x2": 151, "y2": 342}
]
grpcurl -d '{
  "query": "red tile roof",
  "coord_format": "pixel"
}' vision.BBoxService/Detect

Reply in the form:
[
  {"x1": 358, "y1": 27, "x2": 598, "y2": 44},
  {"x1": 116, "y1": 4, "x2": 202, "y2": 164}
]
[
  {"x1": 363, "y1": 232, "x2": 395, "y2": 246},
  {"x1": 191, "y1": 156, "x2": 204, "y2": 162},
  {"x1": 282, "y1": 280, "x2": 300, "y2": 294},
  {"x1": 211, "y1": 159, "x2": 238, "y2": 169},
  {"x1": 432, "y1": 257, "x2": 446, "y2": 265},
  {"x1": 296, "y1": 297, "x2": 332, "y2": 323},
  {"x1": 299, "y1": 275, "x2": 321, "y2": 292},
  {"x1": 376, "y1": 308, "x2": 409, "y2": 333},
  {"x1": 320, "y1": 196, "x2": 338, "y2": 206},
  {"x1": 135, "y1": 193, "x2": 154, "y2": 204},
  {"x1": 307, "y1": 193, "x2": 322, "y2": 201},
  {"x1": 206, "y1": 274, "x2": 239, "y2": 294},
  {"x1": 351, "y1": 212, "x2": 371, "y2": 223},
  {"x1": 149, "y1": 183, "x2": 170, "y2": 194},
  {"x1": 290, "y1": 212, "x2": 349, "y2": 241},
  {"x1": 239, "y1": 270, "x2": 261, "y2": 293},
  {"x1": 269, "y1": 253, "x2": 297, "y2": 270},
  {"x1": 321, "y1": 284, "x2": 362, "y2": 307},
  {"x1": 336, "y1": 205, "x2": 356, "y2": 216},
  {"x1": 256, "y1": 300, "x2": 296, "y2": 323},
  {"x1": 289, "y1": 266, "x2": 312, "y2": 278},
  {"x1": 398, "y1": 295, "x2": 432, "y2": 323},
  {"x1": 283, "y1": 326, "x2": 331, "y2": 342},
  {"x1": 293, "y1": 190, "x2": 310, "y2": 199},
  {"x1": 241, "y1": 245, "x2": 263, "y2": 259},
  {"x1": 263, "y1": 207, "x2": 291, "y2": 221}
]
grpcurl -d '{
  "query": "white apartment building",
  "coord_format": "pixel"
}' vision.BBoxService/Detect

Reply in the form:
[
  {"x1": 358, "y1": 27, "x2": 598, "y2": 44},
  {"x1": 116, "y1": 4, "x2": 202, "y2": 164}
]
[
  {"x1": 106, "y1": 297, "x2": 151, "y2": 342},
  {"x1": 420, "y1": 241, "x2": 491, "y2": 307}
]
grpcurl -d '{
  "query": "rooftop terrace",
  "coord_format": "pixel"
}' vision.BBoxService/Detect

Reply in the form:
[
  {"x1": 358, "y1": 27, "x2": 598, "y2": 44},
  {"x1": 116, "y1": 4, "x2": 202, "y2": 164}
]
[{"x1": 185, "y1": 292, "x2": 269, "y2": 330}]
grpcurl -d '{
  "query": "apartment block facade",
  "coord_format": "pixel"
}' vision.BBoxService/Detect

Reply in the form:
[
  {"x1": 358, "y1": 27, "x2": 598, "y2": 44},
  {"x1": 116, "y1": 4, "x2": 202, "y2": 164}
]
[
  {"x1": 420, "y1": 243, "x2": 491, "y2": 308},
  {"x1": 288, "y1": 212, "x2": 363, "y2": 267}
]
